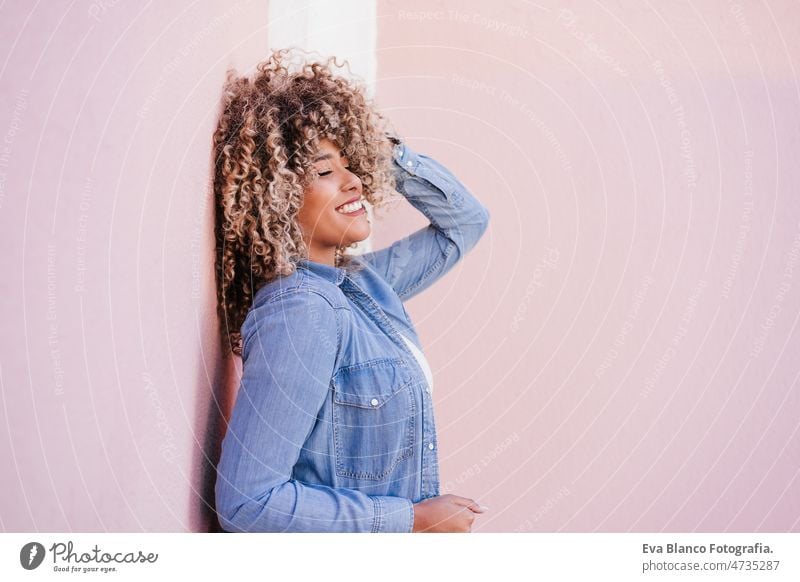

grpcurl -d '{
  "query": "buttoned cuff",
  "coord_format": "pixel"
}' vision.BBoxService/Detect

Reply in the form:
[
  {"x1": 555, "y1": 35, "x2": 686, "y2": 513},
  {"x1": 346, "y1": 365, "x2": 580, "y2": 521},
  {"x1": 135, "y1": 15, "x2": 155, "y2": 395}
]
[
  {"x1": 390, "y1": 139, "x2": 461, "y2": 207},
  {"x1": 391, "y1": 139, "x2": 419, "y2": 175},
  {"x1": 370, "y1": 495, "x2": 415, "y2": 533}
]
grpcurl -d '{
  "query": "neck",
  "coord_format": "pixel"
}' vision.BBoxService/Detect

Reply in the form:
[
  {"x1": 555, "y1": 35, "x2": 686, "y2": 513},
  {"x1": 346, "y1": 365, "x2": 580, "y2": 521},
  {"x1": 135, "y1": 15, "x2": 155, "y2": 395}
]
[{"x1": 306, "y1": 243, "x2": 338, "y2": 267}]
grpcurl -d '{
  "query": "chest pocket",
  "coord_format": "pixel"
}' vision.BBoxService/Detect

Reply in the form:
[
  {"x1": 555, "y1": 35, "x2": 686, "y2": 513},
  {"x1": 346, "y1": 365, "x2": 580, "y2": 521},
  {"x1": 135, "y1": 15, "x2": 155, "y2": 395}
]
[{"x1": 331, "y1": 357, "x2": 416, "y2": 481}]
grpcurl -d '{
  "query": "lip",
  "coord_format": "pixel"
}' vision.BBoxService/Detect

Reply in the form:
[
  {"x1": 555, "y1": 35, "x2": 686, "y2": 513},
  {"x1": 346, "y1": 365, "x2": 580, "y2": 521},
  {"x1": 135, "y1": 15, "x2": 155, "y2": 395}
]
[{"x1": 335, "y1": 195, "x2": 362, "y2": 211}]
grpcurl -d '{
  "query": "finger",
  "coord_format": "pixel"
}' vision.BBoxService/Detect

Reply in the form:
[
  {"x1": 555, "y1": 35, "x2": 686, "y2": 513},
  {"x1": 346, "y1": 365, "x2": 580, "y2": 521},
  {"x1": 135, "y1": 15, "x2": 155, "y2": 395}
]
[{"x1": 462, "y1": 499, "x2": 489, "y2": 513}]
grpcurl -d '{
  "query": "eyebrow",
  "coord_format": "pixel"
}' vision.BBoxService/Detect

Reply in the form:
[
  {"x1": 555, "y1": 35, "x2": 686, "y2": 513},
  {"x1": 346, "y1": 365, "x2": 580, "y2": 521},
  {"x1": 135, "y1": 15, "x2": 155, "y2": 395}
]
[{"x1": 312, "y1": 150, "x2": 345, "y2": 163}]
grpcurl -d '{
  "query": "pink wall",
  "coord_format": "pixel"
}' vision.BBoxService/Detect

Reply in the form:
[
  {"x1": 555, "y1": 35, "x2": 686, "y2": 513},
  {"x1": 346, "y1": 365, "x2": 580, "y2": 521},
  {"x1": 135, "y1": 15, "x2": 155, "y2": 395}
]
[
  {"x1": 0, "y1": 1, "x2": 268, "y2": 531},
  {"x1": 2, "y1": 0, "x2": 798, "y2": 534},
  {"x1": 375, "y1": 0, "x2": 800, "y2": 531}
]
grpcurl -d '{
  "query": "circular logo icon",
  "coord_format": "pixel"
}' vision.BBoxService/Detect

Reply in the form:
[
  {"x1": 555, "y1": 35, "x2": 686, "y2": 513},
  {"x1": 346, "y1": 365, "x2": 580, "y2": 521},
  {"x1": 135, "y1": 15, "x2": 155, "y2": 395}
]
[{"x1": 20, "y1": 542, "x2": 46, "y2": 570}]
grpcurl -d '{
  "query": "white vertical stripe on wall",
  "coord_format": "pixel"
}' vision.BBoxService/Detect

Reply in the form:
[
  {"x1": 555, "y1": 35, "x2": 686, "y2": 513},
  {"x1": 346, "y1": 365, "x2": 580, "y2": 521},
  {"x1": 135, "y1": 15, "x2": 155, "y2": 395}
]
[{"x1": 268, "y1": 0, "x2": 378, "y2": 253}]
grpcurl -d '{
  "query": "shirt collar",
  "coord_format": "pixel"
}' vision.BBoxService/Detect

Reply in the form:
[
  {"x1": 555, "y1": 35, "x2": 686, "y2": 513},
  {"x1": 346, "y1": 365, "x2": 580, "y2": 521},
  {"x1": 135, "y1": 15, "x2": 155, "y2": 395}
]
[{"x1": 296, "y1": 258, "x2": 346, "y2": 285}]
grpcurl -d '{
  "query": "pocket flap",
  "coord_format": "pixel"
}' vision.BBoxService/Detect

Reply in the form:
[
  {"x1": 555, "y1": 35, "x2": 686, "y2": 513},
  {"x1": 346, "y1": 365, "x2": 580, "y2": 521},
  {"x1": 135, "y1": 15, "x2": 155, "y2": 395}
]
[{"x1": 332, "y1": 357, "x2": 412, "y2": 408}]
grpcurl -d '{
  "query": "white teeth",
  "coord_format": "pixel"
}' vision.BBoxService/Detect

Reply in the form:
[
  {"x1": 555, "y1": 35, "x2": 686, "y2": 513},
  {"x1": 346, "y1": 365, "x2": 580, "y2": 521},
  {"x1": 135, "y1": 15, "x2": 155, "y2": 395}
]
[{"x1": 336, "y1": 200, "x2": 364, "y2": 214}]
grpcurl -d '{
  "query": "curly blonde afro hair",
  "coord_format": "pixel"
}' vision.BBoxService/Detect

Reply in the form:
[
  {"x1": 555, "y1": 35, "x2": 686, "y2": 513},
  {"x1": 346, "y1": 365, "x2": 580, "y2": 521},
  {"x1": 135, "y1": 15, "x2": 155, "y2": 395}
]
[{"x1": 212, "y1": 48, "x2": 399, "y2": 357}]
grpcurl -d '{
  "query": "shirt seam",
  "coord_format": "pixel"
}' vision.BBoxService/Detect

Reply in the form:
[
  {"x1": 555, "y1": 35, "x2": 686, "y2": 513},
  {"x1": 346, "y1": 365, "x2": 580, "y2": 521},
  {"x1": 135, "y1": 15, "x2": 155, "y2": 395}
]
[
  {"x1": 371, "y1": 496, "x2": 382, "y2": 533},
  {"x1": 241, "y1": 286, "x2": 346, "y2": 351}
]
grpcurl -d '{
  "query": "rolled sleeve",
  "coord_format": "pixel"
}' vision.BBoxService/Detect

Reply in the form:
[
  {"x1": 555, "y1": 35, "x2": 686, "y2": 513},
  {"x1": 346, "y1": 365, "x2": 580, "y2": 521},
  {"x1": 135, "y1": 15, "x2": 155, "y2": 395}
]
[{"x1": 370, "y1": 494, "x2": 415, "y2": 533}]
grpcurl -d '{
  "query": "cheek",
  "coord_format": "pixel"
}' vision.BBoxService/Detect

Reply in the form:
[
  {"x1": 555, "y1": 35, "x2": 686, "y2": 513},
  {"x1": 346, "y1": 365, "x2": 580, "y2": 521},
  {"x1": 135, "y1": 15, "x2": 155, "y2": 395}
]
[{"x1": 299, "y1": 189, "x2": 338, "y2": 231}]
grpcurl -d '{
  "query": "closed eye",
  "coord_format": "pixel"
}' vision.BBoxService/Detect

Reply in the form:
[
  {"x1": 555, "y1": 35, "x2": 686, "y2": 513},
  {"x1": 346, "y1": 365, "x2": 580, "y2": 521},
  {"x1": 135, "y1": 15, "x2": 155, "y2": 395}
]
[{"x1": 318, "y1": 166, "x2": 350, "y2": 177}]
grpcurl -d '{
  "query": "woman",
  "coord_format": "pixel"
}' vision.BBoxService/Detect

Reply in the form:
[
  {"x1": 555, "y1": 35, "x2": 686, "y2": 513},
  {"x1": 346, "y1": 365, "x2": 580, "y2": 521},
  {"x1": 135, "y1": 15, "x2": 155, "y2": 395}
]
[{"x1": 213, "y1": 48, "x2": 490, "y2": 533}]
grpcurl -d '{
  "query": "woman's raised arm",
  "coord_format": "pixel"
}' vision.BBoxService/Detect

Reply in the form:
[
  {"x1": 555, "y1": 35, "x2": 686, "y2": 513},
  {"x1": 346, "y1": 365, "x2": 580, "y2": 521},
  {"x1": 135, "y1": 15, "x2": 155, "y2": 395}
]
[{"x1": 358, "y1": 139, "x2": 490, "y2": 300}]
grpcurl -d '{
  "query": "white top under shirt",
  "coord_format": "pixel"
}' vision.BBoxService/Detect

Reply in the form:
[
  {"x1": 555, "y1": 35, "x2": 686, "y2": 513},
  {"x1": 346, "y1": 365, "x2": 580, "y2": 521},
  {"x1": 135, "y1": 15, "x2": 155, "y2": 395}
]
[{"x1": 398, "y1": 332, "x2": 434, "y2": 394}]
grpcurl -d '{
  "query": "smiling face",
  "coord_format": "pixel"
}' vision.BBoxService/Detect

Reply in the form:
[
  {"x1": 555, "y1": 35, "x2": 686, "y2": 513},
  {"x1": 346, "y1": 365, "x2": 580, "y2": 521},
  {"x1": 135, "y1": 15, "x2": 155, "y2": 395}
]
[{"x1": 297, "y1": 138, "x2": 371, "y2": 265}]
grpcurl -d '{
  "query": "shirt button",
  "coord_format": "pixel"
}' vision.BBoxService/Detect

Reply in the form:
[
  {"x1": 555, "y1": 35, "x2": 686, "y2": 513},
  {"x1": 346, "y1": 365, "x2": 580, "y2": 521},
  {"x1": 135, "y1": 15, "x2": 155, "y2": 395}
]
[
  {"x1": 370, "y1": 398, "x2": 379, "y2": 406},
  {"x1": 406, "y1": 160, "x2": 413, "y2": 167},
  {"x1": 428, "y1": 442, "x2": 435, "y2": 450}
]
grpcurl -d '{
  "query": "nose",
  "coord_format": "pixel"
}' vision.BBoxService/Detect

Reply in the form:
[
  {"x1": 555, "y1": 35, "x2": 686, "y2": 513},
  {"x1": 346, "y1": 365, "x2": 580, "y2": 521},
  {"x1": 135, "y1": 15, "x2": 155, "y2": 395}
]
[{"x1": 342, "y1": 172, "x2": 361, "y2": 193}]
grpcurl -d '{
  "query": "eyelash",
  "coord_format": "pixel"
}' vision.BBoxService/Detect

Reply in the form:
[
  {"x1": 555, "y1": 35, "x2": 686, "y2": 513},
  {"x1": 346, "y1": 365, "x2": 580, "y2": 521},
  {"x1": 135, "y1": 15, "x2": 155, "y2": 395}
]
[{"x1": 318, "y1": 166, "x2": 350, "y2": 177}]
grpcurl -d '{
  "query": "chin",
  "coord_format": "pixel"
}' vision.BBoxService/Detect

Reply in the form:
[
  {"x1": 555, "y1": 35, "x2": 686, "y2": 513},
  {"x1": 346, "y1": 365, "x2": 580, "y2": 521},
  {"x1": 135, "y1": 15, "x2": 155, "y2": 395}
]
[{"x1": 345, "y1": 222, "x2": 371, "y2": 244}]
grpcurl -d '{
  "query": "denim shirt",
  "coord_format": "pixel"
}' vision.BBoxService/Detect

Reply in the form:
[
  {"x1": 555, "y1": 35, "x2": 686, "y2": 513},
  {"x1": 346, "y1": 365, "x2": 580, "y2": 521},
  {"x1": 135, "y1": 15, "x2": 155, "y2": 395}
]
[{"x1": 215, "y1": 139, "x2": 490, "y2": 533}]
